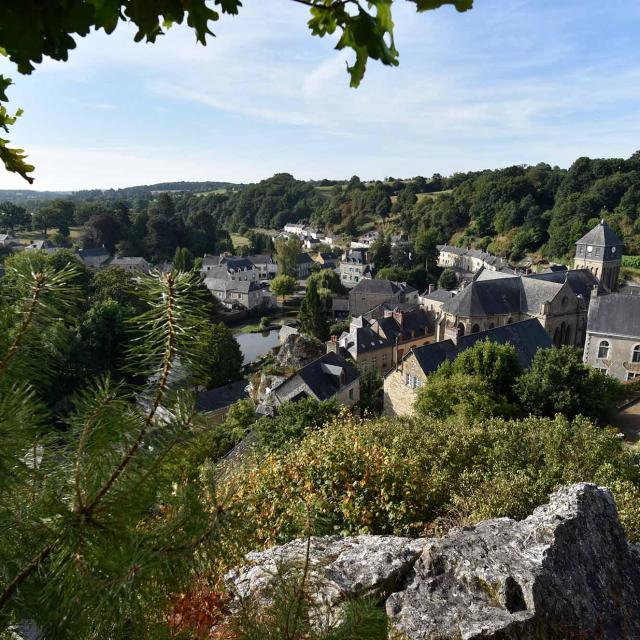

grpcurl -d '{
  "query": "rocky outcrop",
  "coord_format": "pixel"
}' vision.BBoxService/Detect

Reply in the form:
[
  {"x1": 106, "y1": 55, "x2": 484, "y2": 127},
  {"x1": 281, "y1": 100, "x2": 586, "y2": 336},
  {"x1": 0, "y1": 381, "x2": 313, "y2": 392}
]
[
  {"x1": 276, "y1": 333, "x2": 325, "y2": 370},
  {"x1": 224, "y1": 484, "x2": 640, "y2": 639}
]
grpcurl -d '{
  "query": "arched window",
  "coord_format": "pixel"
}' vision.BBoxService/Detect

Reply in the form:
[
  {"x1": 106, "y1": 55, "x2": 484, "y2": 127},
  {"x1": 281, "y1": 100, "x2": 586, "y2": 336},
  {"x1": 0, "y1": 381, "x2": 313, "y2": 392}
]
[
  {"x1": 457, "y1": 323, "x2": 465, "y2": 338},
  {"x1": 633, "y1": 345, "x2": 640, "y2": 364},
  {"x1": 598, "y1": 340, "x2": 610, "y2": 359},
  {"x1": 489, "y1": 323, "x2": 495, "y2": 329},
  {"x1": 553, "y1": 326, "x2": 561, "y2": 347},
  {"x1": 471, "y1": 323, "x2": 480, "y2": 334}
]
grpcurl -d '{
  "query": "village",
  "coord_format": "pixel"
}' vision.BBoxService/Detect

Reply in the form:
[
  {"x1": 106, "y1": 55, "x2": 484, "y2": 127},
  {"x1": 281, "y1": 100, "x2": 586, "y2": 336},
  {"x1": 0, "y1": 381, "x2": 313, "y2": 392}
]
[{"x1": 4, "y1": 217, "x2": 635, "y2": 430}]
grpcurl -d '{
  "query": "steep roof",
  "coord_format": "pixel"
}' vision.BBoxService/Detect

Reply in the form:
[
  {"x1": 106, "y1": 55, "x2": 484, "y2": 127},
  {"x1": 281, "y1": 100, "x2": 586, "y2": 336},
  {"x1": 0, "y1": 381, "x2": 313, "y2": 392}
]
[
  {"x1": 204, "y1": 278, "x2": 260, "y2": 294},
  {"x1": 350, "y1": 278, "x2": 401, "y2": 296},
  {"x1": 527, "y1": 269, "x2": 599, "y2": 300},
  {"x1": 196, "y1": 380, "x2": 249, "y2": 413},
  {"x1": 405, "y1": 319, "x2": 551, "y2": 377},
  {"x1": 343, "y1": 249, "x2": 370, "y2": 264},
  {"x1": 421, "y1": 289, "x2": 455, "y2": 303},
  {"x1": 273, "y1": 352, "x2": 359, "y2": 402},
  {"x1": 375, "y1": 308, "x2": 431, "y2": 342},
  {"x1": 296, "y1": 253, "x2": 314, "y2": 264},
  {"x1": 109, "y1": 256, "x2": 148, "y2": 266},
  {"x1": 248, "y1": 254, "x2": 275, "y2": 264},
  {"x1": 575, "y1": 220, "x2": 623, "y2": 247},
  {"x1": 457, "y1": 318, "x2": 553, "y2": 368},
  {"x1": 409, "y1": 340, "x2": 459, "y2": 375},
  {"x1": 443, "y1": 277, "x2": 522, "y2": 317},
  {"x1": 586, "y1": 293, "x2": 640, "y2": 338}
]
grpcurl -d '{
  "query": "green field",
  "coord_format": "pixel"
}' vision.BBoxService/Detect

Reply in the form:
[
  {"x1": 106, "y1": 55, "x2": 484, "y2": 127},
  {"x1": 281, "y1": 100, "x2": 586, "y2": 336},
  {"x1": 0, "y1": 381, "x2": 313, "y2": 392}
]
[{"x1": 16, "y1": 226, "x2": 83, "y2": 242}]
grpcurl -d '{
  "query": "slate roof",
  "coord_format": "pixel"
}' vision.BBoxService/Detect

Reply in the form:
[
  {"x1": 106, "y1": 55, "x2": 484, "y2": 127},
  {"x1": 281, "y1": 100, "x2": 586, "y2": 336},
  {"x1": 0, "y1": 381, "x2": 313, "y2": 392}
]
[
  {"x1": 374, "y1": 308, "x2": 431, "y2": 342},
  {"x1": 109, "y1": 256, "x2": 148, "y2": 267},
  {"x1": 405, "y1": 318, "x2": 551, "y2": 375},
  {"x1": 204, "y1": 278, "x2": 261, "y2": 294},
  {"x1": 350, "y1": 278, "x2": 402, "y2": 296},
  {"x1": 409, "y1": 340, "x2": 459, "y2": 375},
  {"x1": 296, "y1": 253, "x2": 314, "y2": 264},
  {"x1": 575, "y1": 220, "x2": 623, "y2": 247},
  {"x1": 586, "y1": 293, "x2": 640, "y2": 338},
  {"x1": 457, "y1": 318, "x2": 553, "y2": 368},
  {"x1": 273, "y1": 352, "x2": 359, "y2": 402},
  {"x1": 342, "y1": 318, "x2": 392, "y2": 357},
  {"x1": 248, "y1": 254, "x2": 275, "y2": 265},
  {"x1": 421, "y1": 289, "x2": 455, "y2": 303},
  {"x1": 443, "y1": 269, "x2": 598, "y2": 318},
  {"x1": 196, "y1": 380, "x2": 249, "y2": 413},
  {"x1": 77, "y1": 247, "x2": 112, "y2": 268}
]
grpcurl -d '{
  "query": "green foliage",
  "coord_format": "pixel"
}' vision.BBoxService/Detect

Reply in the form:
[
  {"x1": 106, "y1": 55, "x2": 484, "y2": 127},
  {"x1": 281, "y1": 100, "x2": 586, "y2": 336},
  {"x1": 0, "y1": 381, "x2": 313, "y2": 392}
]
[
  {"x1": 451, "y1": 339, "x2": 523, "y2": 399},
  {"x1": 0, "y1": 201, "x2": 28, "y2": 233},
  {"x1": 172, "y1": 246, "x2": 194, "y2": 272},
  {"x1": 298, "y1": 279, "x2": 329, "y2": 341},
  {"x1": 276, "y1": 235, "x2": 303, "y2": 278},
  {"x1": 253, "y1": 398, "x2": 340, "y2": 451},
  {"x1": 438, "y1": 268, "x2": 457, "y2": 290},
  {"x1": 307, "y1": 269, "x2": 347, "y2": 295},
  {"x1": 195, "y1": 322, "x2": 243, "y2": 389},
  {"x1": 415, "y1": 371, "x2": 497, "y2": 420},
  {"x1": 356, "y1": 366, "x2": 383, "y2": 416},
  {"x1": 270, "y1": 274, "x2": 297, "y2": 302},
  {"x1": 223, "y1": 412, "x2": 640, "y2": 555},
  {"x1": 514, "y1": 346, "x2": 623, "y2": 423},
  {"x1": 0, "y1": 268, "x2": 222, "y2": 636}
]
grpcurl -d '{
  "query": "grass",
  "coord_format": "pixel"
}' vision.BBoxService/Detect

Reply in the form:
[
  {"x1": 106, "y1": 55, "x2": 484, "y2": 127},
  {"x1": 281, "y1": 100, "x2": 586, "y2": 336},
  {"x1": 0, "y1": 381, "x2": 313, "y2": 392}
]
[
  {"x1": 230, "y1": 233, "x2": 251, "y2": 249},
  {"x1": 16, "y1": 226, "x2": 83, "y2": 242}
]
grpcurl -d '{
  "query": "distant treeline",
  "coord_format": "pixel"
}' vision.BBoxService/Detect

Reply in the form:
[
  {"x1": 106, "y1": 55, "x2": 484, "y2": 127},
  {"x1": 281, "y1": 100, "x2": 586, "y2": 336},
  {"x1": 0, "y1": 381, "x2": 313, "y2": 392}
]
[{"x1": 2, "y1": 152, "x2": 640, "y2": 262}]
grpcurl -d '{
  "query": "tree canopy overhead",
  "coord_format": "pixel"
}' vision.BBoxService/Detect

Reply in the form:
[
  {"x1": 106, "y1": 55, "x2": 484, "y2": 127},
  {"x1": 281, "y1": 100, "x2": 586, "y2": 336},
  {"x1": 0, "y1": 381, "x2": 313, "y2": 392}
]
[{"x1": 0, "y1": 0, "x2": 473, "y2": 183}]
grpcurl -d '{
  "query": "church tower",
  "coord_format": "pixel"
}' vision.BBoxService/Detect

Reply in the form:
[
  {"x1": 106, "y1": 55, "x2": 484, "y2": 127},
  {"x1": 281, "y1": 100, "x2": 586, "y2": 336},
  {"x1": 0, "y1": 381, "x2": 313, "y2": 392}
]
[{"x1": 574, "y1": 220, "x2": 623, "y2": 292}]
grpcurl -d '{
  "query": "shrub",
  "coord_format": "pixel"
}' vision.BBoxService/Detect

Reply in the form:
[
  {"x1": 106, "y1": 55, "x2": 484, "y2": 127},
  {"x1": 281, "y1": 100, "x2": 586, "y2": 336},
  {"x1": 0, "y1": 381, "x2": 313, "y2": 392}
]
[{"x1": 218, "y1": 412, "x2": 640, "y2": 568}]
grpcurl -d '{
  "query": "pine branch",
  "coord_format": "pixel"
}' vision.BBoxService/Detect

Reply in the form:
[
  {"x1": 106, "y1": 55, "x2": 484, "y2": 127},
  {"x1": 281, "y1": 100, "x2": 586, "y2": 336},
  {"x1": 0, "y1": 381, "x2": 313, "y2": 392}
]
[{"x1": 0, "y1": 272, "x2": 44, "y2": 375}]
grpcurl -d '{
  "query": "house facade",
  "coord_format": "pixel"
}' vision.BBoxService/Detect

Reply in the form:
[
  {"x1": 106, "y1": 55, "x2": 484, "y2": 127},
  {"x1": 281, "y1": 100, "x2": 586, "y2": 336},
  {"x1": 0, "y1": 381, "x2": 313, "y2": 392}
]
[
  {"x1": 295, "y1": 253, "x2": 315, "y2": 279},
  {"x1": 203, "y1": 277, "x2": 270, "y2": 310},
  {"x1": 248, "y1": 254, "x2": 278, "y2": 279},
  {"x1": 437, "y1": 244, "x2": 512, "y2": 274},
  {"x1": 583, "y1": 292, "x2": 640, "y2": 381},
  {"x1": 340, "y1": 248, "x2": 373, "y2": 287},
  {"x1": 327, "y1": 316, "x2": 394, "y2": 375}
]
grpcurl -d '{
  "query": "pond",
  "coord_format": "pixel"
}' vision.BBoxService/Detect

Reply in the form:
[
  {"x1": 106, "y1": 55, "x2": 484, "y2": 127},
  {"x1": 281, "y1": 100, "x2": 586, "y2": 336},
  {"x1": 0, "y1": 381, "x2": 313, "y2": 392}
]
[{"x1": 236, "y1": 329, "x2": 280, "y2": 365}]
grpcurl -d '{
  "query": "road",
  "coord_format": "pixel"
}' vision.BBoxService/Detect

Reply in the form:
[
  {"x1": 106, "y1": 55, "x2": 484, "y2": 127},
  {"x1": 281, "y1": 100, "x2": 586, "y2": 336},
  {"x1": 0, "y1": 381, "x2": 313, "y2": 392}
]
[{"x1": 613, "y1": 398, "x2": 640, "y2": 443}]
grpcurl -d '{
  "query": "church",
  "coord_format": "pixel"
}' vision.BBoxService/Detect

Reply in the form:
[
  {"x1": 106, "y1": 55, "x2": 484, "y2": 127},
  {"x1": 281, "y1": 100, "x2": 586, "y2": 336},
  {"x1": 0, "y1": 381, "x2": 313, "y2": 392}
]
[{"x1": 434, "y1": 221, "x2": 622, "y2": 348}]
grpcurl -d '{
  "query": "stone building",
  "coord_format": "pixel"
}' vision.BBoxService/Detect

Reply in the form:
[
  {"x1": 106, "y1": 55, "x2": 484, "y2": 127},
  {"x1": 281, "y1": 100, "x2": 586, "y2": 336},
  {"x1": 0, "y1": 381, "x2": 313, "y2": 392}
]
[
  {"x1": 328, "y1": 316, "x2": 394, "y2": 375},
  {"x1": 419, "y1": 287, "x2": 455, "y2": 315},
  {"x1": 340, "y1": 248, "x2": 373, "y2": 287},
  {"x1": 573, "y1": 220, "x2": 622, "y2": 292},
  {"x1": 384, "y1": 319, "x2": 552, "y2": 416},
  {"x1": 435, "y1": 269, "x2": 598, "y2": 348},
  {"x1": 437, "y1": 244, "x2": 513, "y2": 274},
  {"x1": 370, "y1": 306, "x2": 433, "y2": 362},
  {"x1": 247, "y1": 254, "x2": 278, "y2": 279},
  {"x1": 201, "y1": 255, "x2": 260, "y2": 282},
  {"x1": 583, "y1": 292, "x2": 640, "y2": 381},
  {"x1": 107, "y1": 256, "x2": 151, "y2": 274},
  {"x1": 348, "y1": 278, "x2": 416, "y2": 317},
  {"x1": 261, "y1": 352, "x2": 360, "y2": 412},
  {"x1": 203, "y1": 278, "x2": 271, "y2": 310}
]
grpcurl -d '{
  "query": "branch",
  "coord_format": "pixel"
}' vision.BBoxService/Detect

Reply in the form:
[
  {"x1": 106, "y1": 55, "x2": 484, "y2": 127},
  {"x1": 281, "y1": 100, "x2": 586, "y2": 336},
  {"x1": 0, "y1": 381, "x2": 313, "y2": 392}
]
[
  {"x1": 83, "y1": 273, "x2": 177, "y2": 514},
  {"x1": 0, "y1": 542, "x2": 54, "y2": 612},
  {"x1": 0, "y1": 272, "x2": 44, "y2": 375}
]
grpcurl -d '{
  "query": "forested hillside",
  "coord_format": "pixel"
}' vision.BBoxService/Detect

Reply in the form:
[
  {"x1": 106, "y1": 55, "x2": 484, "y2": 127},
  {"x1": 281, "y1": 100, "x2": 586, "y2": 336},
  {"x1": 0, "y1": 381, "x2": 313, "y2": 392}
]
[{"x1": 3, "y1": 152, "x2": 640, "y2": 263}]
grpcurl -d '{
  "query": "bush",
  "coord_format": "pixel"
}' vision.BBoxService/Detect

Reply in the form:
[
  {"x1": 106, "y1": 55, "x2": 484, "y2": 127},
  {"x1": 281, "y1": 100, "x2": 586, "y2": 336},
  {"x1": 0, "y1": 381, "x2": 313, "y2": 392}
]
[{"x1": 219, "y1": 412, "x2": 640, "y2": 565}]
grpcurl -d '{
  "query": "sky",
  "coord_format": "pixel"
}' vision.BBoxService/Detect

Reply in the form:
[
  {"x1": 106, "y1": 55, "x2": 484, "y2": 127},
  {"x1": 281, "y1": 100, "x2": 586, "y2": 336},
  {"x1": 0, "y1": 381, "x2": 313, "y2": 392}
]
[{"x1": 1, "y1": 0, "x2": 640, "y2": 191}]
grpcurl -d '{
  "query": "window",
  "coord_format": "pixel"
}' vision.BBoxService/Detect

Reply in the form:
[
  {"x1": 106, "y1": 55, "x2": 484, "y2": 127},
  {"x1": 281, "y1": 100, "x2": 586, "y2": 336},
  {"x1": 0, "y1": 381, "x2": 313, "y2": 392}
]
[
  {"x1": 348, "y1": 388, "x2": 354, "y2": 400},
  {"x1": 627, "y1": 372, "x2": 640, "y2": 381},
  {"x1": 595, "y1": 247, "x2": 601, "y2": 257},
  {"x1": 598, "y1": 340, "x2": 610, "y2": 359},
  {"x1": 471, "y1": 323, "x2": 480, "y2": 334},
  {"x1": 633, "y1": 345, "x2": 640, "y2": 363},
  {"x1": 382, "y1": 355, "x2": 388, "y2": 369}
]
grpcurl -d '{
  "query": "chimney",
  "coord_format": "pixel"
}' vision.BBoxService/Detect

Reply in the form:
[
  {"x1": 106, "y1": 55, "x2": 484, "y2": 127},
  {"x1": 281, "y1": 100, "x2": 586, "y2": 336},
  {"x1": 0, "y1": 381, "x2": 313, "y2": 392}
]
[
  {"x1": 393, "y1": 309, "x2": 404, "y2": 327},
  {"x1": 326, "y1": 334, "x2": 339, "y2": 354},
  {"x1": 428, "y1": 283, "x2": 435, "y2": 294},
  {"x1": 592, "y1": 284, "x2": 600, "y2": 298}
]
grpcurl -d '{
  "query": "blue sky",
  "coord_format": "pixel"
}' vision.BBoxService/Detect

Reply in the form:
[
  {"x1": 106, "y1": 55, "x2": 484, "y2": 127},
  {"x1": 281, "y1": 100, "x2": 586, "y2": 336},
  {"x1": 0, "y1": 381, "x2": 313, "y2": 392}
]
[{"x1": 1, "y1": 0, "x2": 640, "y2": 191}]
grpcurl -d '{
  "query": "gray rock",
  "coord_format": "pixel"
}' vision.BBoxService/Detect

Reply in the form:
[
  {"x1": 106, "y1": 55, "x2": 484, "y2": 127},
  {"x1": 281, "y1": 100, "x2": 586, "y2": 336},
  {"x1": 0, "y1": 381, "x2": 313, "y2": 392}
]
[
  {"x1": 224, "y1": 484, "x2": 640, "y2": 639},
  {"x1": 387, "y1": 483, "x2": 640, "y2": 639},
  {"x1": 276, "y1": 333, "x2": 325, "y2": 370}
]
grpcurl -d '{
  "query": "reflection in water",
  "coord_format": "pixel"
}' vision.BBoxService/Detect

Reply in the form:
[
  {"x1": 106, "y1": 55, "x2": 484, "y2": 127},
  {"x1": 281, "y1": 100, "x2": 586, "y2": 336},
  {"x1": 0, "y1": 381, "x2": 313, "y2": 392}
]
[{"x1": 235, "y1": 329, "x2": 280, "y2": 365}]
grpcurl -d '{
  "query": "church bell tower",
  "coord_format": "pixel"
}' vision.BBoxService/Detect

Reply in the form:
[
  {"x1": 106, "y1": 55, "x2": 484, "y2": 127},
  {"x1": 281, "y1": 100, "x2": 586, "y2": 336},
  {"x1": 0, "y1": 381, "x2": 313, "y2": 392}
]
[{"x1": 574, "y1": 220, "x2": 623, "y2": 292}]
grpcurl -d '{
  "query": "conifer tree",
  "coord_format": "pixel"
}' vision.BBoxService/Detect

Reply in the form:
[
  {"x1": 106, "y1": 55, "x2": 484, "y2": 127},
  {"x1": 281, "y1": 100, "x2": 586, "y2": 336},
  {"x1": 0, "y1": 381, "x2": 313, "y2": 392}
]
[
  {"x1": 0, "y1": 258, "x2": 222, "y2": 637},
  {"x1": 298, "y1": 279, "x2": 329, "y2": 342}
]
